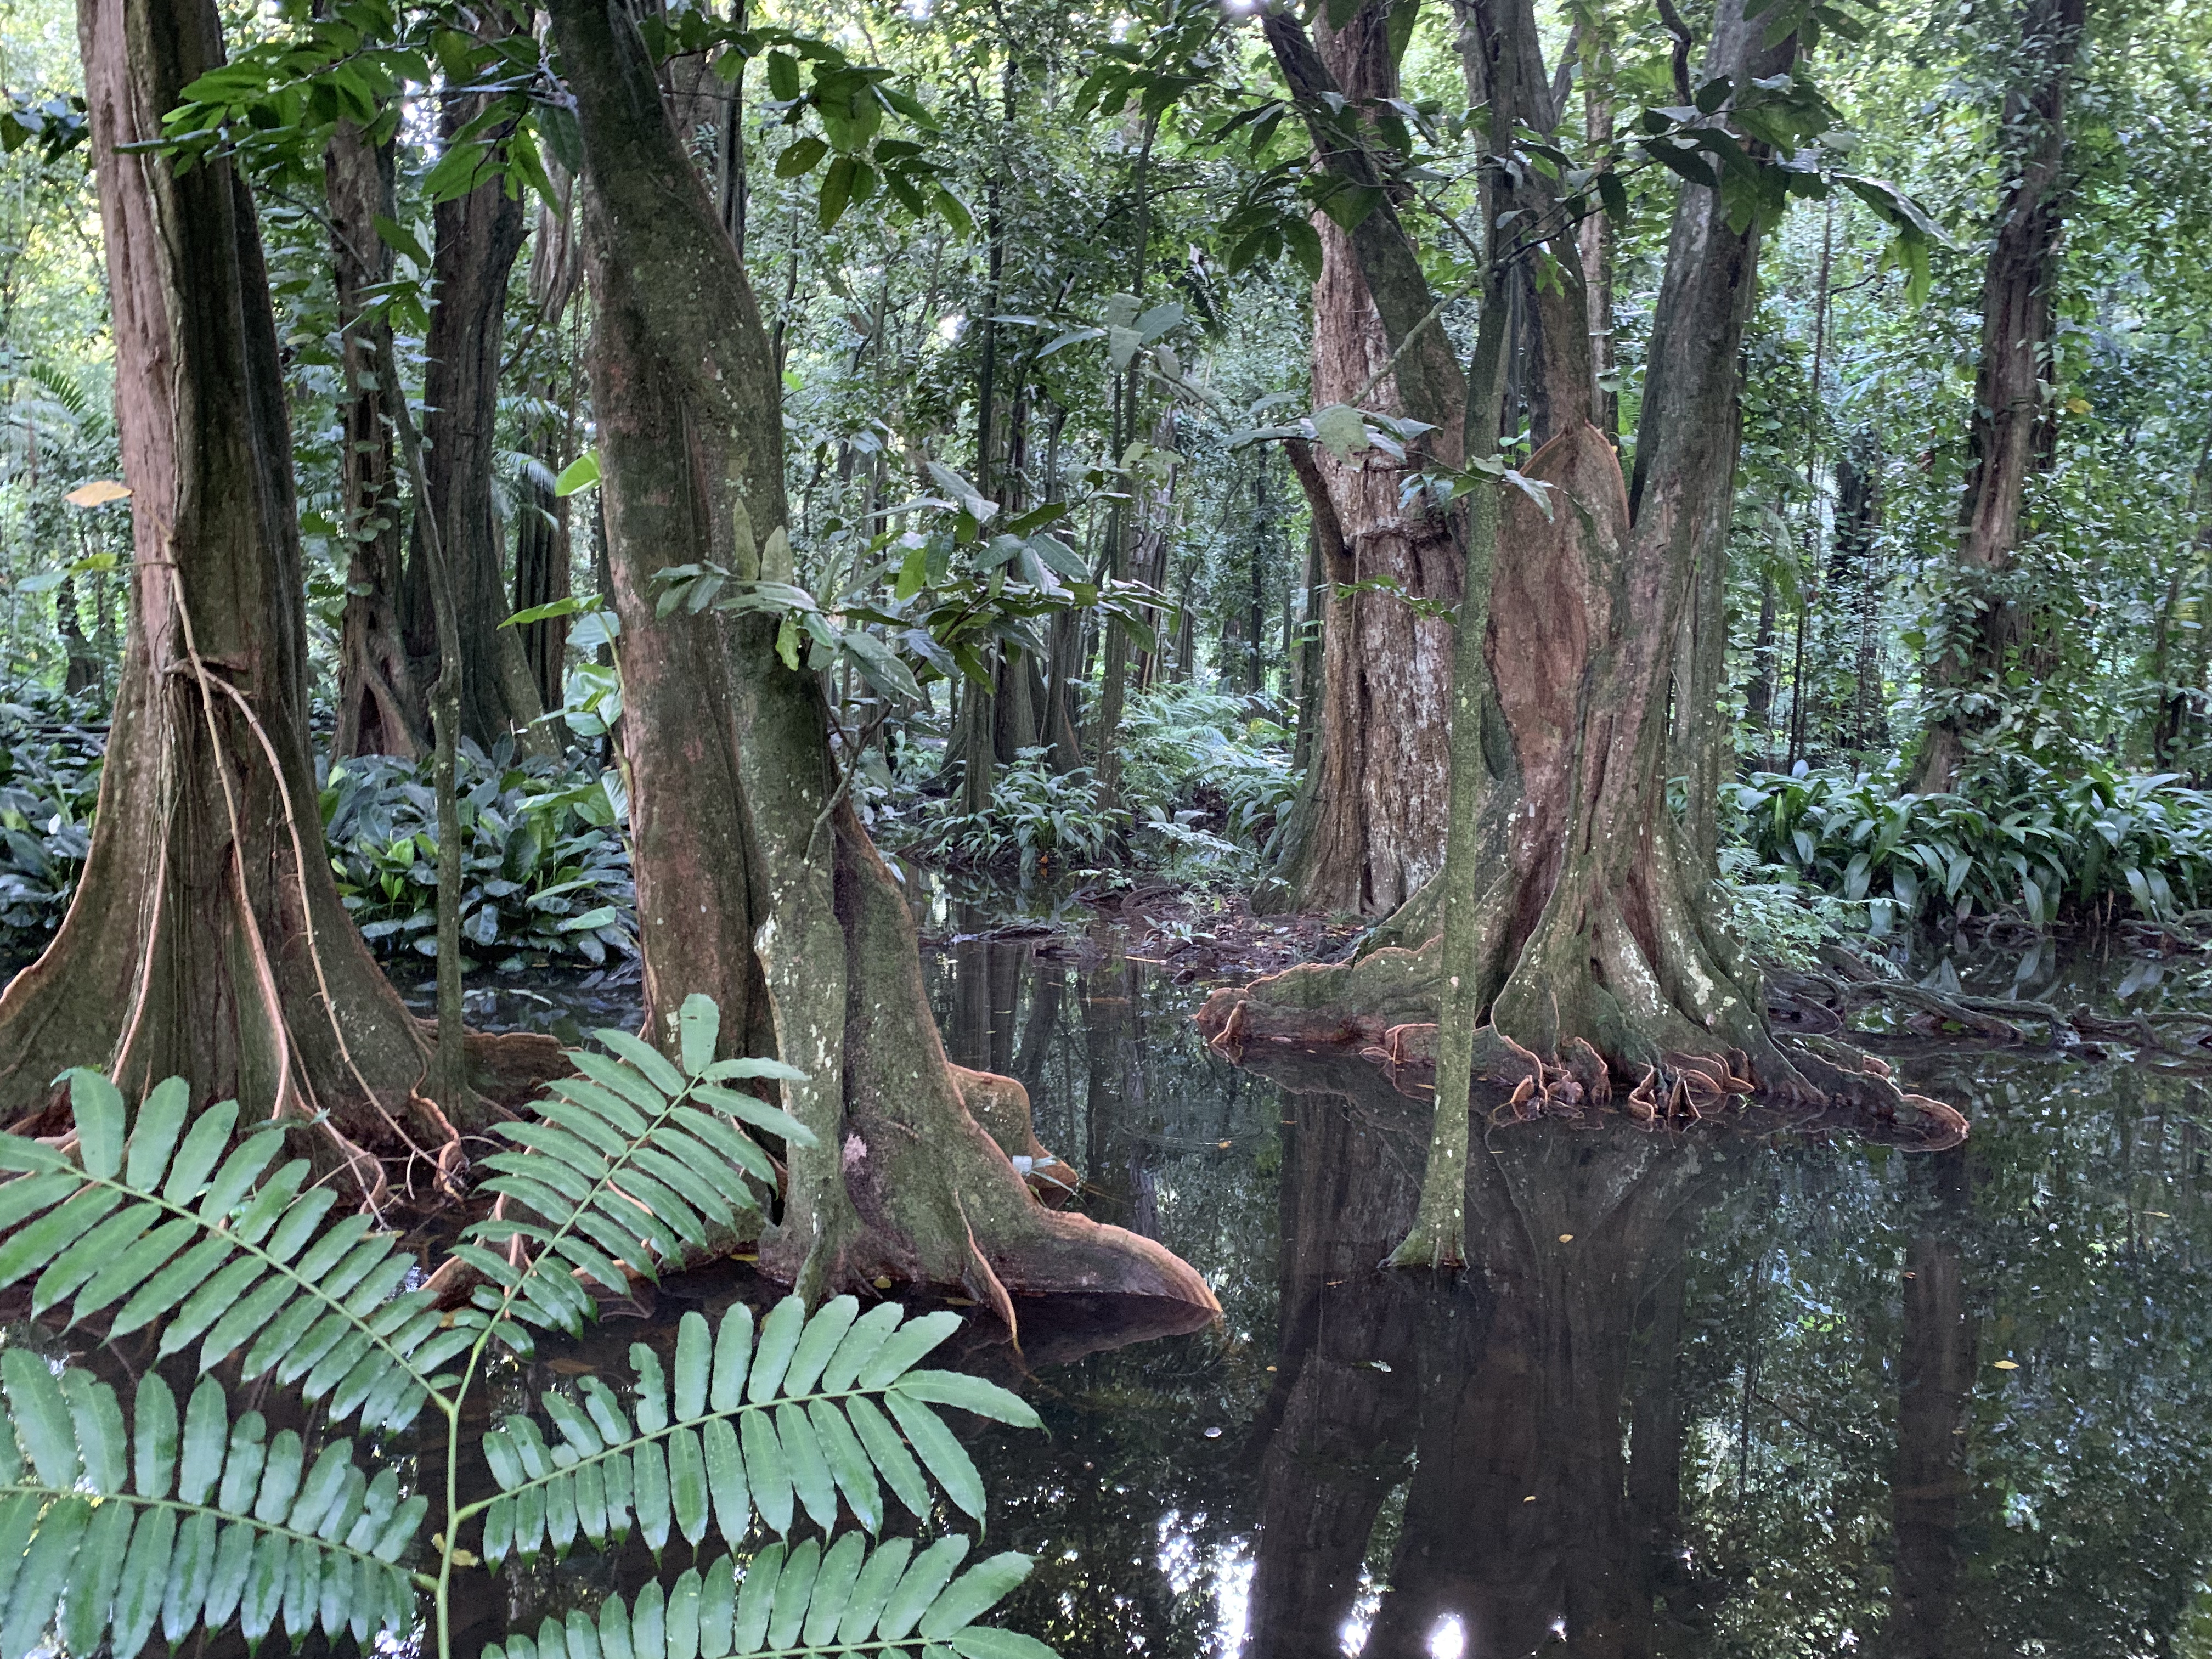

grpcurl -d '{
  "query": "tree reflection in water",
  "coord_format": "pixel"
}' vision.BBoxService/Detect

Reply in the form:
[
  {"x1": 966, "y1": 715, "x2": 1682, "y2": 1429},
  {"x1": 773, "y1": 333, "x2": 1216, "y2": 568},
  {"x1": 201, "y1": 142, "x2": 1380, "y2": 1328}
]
[{"x1": 936, "y1": 931, "x2": 2212, "y2": 1659}]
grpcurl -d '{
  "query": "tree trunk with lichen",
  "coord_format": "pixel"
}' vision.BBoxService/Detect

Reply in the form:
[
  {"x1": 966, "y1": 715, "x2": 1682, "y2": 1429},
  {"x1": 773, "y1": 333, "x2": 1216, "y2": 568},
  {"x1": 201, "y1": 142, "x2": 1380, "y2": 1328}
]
[
  {"x1": 1205, "y1": 0, "x2": 1963, "y2": 1195},
  {"x1": 550, "y1": 0, "x2": 1217, "y2": 1321},
  {"x1": 1269, "y1": 0, "x2": 1465, "y2": 918},
  {"x1": 0, "y1": 0, "x2": 558, "y2": 1194}
]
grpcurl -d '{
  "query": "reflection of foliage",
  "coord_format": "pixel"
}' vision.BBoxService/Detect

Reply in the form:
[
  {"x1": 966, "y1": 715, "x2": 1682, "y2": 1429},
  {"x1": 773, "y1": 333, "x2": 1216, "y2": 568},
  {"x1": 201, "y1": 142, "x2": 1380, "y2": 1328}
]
[
  {"x1": 1674, "y1": 1037, "x2": 2212, "y2": 1656},
  {"x1": 323, "y1": 742, "x2": 636, "y2": 971},
  {"x1": 0, "y1": 999, "x2": 1062, "y2": 1658}
]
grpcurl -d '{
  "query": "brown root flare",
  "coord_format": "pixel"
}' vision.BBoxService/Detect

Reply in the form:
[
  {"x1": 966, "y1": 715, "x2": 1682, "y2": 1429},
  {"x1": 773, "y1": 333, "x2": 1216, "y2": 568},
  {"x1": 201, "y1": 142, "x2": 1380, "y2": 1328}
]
[
  {"x1": 756, "y1": 814, "x2": 1222, "y2": 1327},
  {"x1": 1197, "y1": 922, "x2": 1966, "y2": 1152}
]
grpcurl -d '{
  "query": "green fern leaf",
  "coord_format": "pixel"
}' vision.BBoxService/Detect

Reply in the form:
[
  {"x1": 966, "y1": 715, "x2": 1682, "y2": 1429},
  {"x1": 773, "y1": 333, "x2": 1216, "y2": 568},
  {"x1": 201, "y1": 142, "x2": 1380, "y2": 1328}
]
[
  {"x1": 465, "y1": 1296, "x2": 1018, "y2": 1562},
  {"x1": 0, "y1": 1073, "x2": 482, "y2": 1433},
  {"x1": 0, "y1": 1369, "x2": 422, "y2": 1658},
  {"x1": 478, "y1": 1536, "x2": 1042, "y2": 1659},
  {"x1": 464, "y1": 1032, "x2": 812, "y2": 1339}
]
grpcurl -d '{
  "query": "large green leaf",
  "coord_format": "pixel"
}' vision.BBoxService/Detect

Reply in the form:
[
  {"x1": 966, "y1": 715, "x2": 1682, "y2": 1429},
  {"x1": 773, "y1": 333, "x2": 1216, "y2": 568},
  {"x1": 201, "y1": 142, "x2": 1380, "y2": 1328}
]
[
  {"x1": 478, "y1": 1537, "x2": 1045, "y2": 1659},
  {"x1": 0, "y1": 1369, "x2": 417, "y2": 1658}
]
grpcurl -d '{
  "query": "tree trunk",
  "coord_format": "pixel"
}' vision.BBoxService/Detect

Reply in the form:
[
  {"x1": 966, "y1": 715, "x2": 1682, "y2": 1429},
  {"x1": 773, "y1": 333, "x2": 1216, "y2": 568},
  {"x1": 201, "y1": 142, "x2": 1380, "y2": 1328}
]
[
  {"x1": 1268, "y1": 0, "x2": 1466, "y2": 918},
  {"x1": 402, "y1": 50, "x2": 551, "y2": 758},
  {"x1": 1915, "y1": 0, "x2": 2087, "y2": 792},
  {"x1": 326, "y1": 117, "x2": 425, "y2": 761},
  {"x1": 549, "y1": 0, "x2": 1216, "y2": 1319},
  {"x1": 1205, "y1": 0, "x2": 1962, "y2": 1144},
  {"x1": 0, "y1": 0, "x2": 558, "y2": 1181}
]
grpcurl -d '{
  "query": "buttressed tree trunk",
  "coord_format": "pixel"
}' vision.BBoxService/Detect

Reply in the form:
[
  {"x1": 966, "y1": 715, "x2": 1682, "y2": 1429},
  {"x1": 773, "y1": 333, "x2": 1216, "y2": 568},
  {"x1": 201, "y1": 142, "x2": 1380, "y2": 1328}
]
[
  {"x1": 403, "y1": 43, "x2": 552, "y2": 757},
  {"x1": 0, "y1": 0, "x2": 557, "y2": 1187},
  {"x1": 1205, "y1": 0, "x2": 1963, "y2": 1167},
  {"x1": 548, "y1": 0, "x2": 1217, "y2": 1320},
  {"x1": 327, "y1": 117, "x2": 427, "y2": 761},
  {"x1": 1269, "y1": 0, "x2": 1467, "y2": 918},
  {"x1": 1915, "y1": 0, "x2": 2087, "y2": 793}
]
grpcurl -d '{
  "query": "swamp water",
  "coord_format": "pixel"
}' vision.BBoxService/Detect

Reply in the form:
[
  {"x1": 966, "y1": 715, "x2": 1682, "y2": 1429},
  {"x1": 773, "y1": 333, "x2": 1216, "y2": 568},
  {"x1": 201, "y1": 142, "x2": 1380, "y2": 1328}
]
[{"x1": 19, "y1": 913, "x2": 2212, "y2": 1657}]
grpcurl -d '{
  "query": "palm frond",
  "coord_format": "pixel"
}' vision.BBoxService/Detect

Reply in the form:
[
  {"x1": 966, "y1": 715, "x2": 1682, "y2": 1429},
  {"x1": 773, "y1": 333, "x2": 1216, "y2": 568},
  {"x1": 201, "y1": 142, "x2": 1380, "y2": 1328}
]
[
  {"x1": 467, "y1": 1295, "x2": 1040, "y2": 1565},
  {"x1": 479, "y1": 1536, "x2": 1052, "y2": 1659},
  {"x1": 0, "y1": 1071, "x2": 478, "y2": 1431},
  {"x1": 454, "y1": 996, "x2": 814, "y2": 1342},
  {"x1": 0, "y1": 1358, "x2": 422, "y2": 1659}
]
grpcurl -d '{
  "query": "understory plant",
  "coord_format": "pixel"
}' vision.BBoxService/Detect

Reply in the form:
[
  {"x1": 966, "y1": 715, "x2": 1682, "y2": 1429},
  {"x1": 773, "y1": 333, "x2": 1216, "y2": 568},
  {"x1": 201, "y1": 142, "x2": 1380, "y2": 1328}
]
[
  {"x1": 0, "y1": 686, "x2": 104, "y2": 956},
  {"x1": 892, "y1": 685, "x2": 1299, "y2": 882},
  {"x1": 0, "y1": 996, "x2": 1059, "y2": 1659},
  {"x1": 321, "y1": 741, "x2": 635, "y2": 970},
  {"x1": 1734, "y1": 755, "x2": 2212, "y2": 926}
]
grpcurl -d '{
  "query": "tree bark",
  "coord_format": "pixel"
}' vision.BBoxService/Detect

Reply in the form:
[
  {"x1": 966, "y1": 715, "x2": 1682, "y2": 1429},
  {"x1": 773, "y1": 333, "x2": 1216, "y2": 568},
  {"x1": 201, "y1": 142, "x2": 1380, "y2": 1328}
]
[
  {"x1": 549, "y1": 0, "x2": 1216, "y2": 1319},
  {"x1": 402, "y1": 47, "x2": 551, "y2": 758},
  {"x1": 326, "y1": 118, "x2": 425, "y2": 760},
  {"x1": 1915, "y1": 0, "x2": 2087, "y2": 792},
  {"x1": 0, "y1": 0, "x2": 558, "y2": 1182},
  {"x1": 1205, "y1": 0, "x2": 1962, "y2": 1142},
  {"x1": 1268, "y1": 0, "x2": 1466, "y2": 918}
]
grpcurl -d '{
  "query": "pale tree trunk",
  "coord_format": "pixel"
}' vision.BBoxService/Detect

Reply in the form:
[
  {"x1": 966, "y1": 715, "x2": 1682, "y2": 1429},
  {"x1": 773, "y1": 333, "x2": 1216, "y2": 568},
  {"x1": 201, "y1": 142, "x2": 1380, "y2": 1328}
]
[
  {"x1": 0, "y1": 0, "x2": 557, "y2": 1180},
  {"x1": 1269, "y1": 0, "x2": 1466, "y2": 918},
  {"x1": 1207, "y1": 0, "x2": 1963, "y2": 1166},
  {"x1": 1916, "y1": 0, "x2": 2087, "y2": 792},
  {"x1": 548, "y1": 0, "x2": 1215, "y2": 1319}
]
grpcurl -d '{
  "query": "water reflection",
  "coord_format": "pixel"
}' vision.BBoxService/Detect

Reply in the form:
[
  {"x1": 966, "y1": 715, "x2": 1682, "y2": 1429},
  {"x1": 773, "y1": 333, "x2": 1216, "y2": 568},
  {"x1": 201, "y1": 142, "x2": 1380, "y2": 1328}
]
[{"x1": 937, "y1": 932, "x2": 2212, "y2": 1657}]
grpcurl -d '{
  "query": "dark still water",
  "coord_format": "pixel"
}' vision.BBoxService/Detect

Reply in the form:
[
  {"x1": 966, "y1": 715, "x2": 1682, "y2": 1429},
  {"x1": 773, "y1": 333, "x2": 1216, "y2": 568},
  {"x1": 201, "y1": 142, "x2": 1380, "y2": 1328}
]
[{"x1": 911, "y1": 927, "x2": 2212, "y2": 1658}]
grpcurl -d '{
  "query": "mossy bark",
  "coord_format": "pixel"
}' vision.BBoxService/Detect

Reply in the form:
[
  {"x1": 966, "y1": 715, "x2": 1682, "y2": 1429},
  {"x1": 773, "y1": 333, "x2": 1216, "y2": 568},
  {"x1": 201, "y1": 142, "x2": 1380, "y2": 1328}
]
[
  {"x1": 1207, "y1": 0, "x2": 1965, "y2": 1175},
  {"x1": 550, "y1": 0, "x2": 1216, "y2": 1320},
  {"x1": 0, "y1": 0, "x2": 557, "y2": 1189}
]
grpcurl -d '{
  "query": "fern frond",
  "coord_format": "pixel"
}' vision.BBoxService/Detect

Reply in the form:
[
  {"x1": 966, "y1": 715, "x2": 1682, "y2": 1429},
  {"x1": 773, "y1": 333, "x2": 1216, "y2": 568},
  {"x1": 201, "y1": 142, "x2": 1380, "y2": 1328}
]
[
  {"x1": 0, "y1": 1358, "x2": 424, "y2": 1659},
  {"x1": 456, "y1": 996, "x2": 814, "y2": 1341},
  {"x1": 0, "y1": 1070, "x2": 481, "y2": 1431},
  {"x1": 478, "y1": 1537, "x2": 1054, "y2": 1659},
  {"x1": 465, "y1": 1295, "x2": 1041, "y2": 1566}
]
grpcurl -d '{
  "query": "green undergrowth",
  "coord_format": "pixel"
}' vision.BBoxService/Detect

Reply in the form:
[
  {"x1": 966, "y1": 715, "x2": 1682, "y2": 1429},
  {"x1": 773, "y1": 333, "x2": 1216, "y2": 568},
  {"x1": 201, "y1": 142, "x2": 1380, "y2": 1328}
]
[
  {"x1": 1733, "y1": 755, "x2": 2212, "y2": 930},
  {"x1": 889, "y1": 684, "x2": 1299, "y2": 884},
  {"x1": 324, "y1": 741, "x2": 635, "y2": 970},
  {"x1": 0, "y1": 687, "x2": 637, "y2": 970}
]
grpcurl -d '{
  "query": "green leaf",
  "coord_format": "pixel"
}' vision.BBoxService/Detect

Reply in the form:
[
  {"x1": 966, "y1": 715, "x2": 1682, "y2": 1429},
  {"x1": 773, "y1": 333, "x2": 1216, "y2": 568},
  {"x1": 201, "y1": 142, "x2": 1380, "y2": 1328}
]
[
  {"x1": 950, "y1": 1631, "x2": 1060, "y2": 1659},
  {"x1": 3, "y1": 1346, "x2": 78, "y2": 1487},
  {"x1": 859, "y1": 1310, "x2": 961, "y2": 1387},
  {"x1": 740, "y1": 1407, "x2": 792, "y2": 1536},
  {"x1": 775, "y1": 134, "x2": 827, "y2": 177},
  {"x1": 125, "y1": 1075, "x2": 190, "y2": 1192},
  {"x1": 749, "y1": 1295, "x2": 808, "y2": 1402},
  {"x1": 880, "y1": 1536, "x2": 972, "y2": 1641},
  {"x1": 921, "y1": 1552, "x2": 1035, "y2": 1638},
  {"x1": 553, "y1": 452, "x2": 601, "y2": 497},
  {"x1": 894, "y1": 1370, "x2": 1042, "y2": 1429},
  {"x1": 66, "y1": 1065, "x2": 126, "y2": 1178},
  {"x1": 885, "y1": 1392, "x2": 986, "y2": 1520},
  {"x1": 678, "y1": 994, "x2": 721, "y2": 1076}
]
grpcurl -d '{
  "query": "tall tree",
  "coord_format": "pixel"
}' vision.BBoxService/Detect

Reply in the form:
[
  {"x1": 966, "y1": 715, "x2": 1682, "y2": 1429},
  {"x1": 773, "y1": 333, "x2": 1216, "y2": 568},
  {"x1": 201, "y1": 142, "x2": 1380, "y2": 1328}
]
[
  {"x1": 0, "y1": 0, "x2": 554, "y2": 1179},
  {"x1": 545, "y1": 0, "x2": 1217, "y2": 1314},
  {"x1": 400, "y1": 29, "x2": 551, "y2": 757},
  {"x1": 1269, "y1": 0, "x2": 1468, "y2": 918},
  {"x1": 326, "y1": 117, "x2": 427, "y2": 760},
  {"x1": 1207, "y1": 0, "x2": 1961, "y2": 1263},
  {"x1": 1915, "y1": 0, "x2": 2090, "y2": 792}
]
